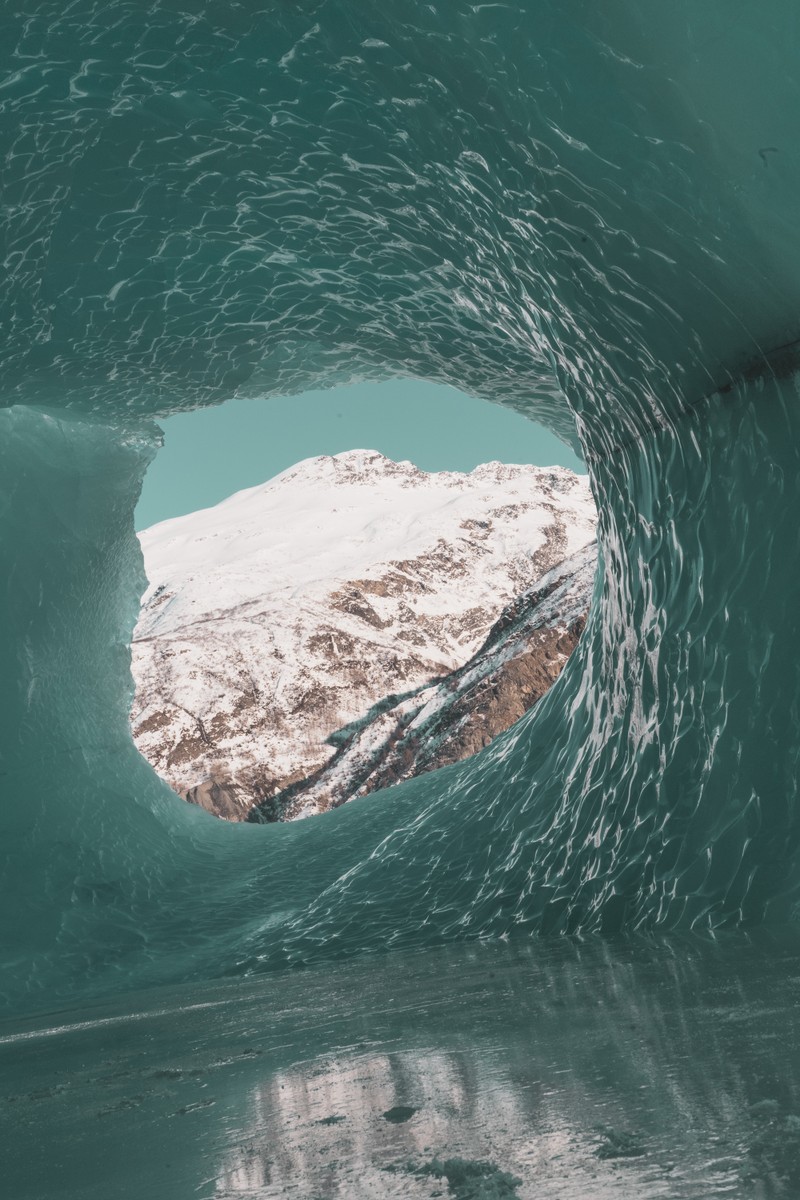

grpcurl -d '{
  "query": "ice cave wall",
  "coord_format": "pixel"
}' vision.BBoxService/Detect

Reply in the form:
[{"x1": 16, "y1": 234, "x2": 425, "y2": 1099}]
[{"x1": 1, "y1": 0, "x2": 800, "y2": 1012}]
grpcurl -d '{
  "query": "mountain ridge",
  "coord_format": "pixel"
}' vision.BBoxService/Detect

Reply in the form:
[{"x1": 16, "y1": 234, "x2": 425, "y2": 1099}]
[{"x1": 131, "y1": 451, "x2": 596, "y2": 819}]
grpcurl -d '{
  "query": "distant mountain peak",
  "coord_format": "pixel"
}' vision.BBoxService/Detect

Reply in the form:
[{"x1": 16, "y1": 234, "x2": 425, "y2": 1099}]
[
  {"x1": 131, "y1": 455, "x2": 596, "y2": 820},
  {"x1": 272, "y1": 448, "x2": 425, "y2": 486}
]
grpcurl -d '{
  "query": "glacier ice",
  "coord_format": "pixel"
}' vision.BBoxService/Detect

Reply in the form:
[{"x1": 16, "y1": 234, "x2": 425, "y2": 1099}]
[
  {"x1": 2, "y1": 2, "x2": 800, "y2": 1193},
  {"x1": 0, "y1": 0, "x2": 800, "y2": 1091}
]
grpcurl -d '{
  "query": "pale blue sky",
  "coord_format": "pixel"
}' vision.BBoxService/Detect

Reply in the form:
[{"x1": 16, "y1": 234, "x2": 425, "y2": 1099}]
[{"x1": 136, "y1": 380, "x2": 584, "y2": 530}]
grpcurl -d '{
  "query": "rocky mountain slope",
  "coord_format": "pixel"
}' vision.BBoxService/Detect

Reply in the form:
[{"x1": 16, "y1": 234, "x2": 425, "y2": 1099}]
[
  {"x1": 131, "y1": 450, "x2": 596, "y2": 819},
  {"x1": 251, "y1": 542, "x2": 597, "y2": 821}
]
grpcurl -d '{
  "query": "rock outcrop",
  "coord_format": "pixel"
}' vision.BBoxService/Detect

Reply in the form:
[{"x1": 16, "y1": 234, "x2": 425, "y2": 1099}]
[{"x1": 250, "y1": 543, "x2": 596, "y2": 820}]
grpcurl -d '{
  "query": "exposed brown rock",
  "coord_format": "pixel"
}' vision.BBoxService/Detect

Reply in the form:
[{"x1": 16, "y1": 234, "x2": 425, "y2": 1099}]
[{"x1": 251, "y1": 544, "x2": 596, "y2": 822}]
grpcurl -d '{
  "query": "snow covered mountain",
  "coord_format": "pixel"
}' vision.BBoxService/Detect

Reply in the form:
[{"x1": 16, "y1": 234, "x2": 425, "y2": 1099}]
[
  {"x1": 250, "y1": 542, "x2": 597, "y2": 822},
  {"x1": 131, "y1": 450, "x2": 596, "y2": 819}
]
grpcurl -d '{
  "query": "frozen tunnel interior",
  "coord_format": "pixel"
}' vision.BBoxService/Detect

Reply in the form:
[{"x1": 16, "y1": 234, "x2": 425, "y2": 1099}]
[{"x1": 2, "y1": 0, "x2": 800, "y2": 1018}]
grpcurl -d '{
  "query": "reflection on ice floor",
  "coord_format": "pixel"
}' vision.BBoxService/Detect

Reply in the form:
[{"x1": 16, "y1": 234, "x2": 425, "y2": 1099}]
[{"x1": 3, "y1": 933, "x2": 800, "y2": 1198}]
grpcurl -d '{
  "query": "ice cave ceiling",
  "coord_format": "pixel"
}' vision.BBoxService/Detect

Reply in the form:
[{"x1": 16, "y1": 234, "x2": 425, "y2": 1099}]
[{"x1": 2, "y1": 0, "x2": 800, "y2": 1015}]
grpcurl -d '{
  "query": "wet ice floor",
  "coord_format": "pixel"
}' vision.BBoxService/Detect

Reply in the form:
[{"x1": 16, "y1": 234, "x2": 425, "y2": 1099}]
[{"x1": 3, "y1": 932, "x2": 800, "y2": 1198}]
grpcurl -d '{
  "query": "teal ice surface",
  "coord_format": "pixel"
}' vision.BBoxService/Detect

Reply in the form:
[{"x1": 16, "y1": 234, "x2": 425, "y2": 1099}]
[
  {"x1": 4, "y1": 933, "x2": 800, "y2": 1199},
  {"x1": 2, "y1": 2, "x2": 800, "y2": 1024},
  {"x1": 7, "y1": 0, "x2": 800, "y2": 438}
]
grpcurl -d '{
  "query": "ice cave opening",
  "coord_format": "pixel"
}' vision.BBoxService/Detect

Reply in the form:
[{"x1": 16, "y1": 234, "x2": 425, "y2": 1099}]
[{"x1": 128, "y1": 381, "x2": 594, "y2": 825}]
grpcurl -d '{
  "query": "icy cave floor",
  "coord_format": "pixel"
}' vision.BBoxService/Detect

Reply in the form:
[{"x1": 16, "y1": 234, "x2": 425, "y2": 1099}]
[{"x1": 3, "y1": 931, "x2": 800, "y2": 1199}]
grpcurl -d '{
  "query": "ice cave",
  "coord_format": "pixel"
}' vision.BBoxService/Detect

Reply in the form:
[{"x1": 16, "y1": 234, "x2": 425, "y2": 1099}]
[{"x1": 3, "y1": 2, "x2": 800, "y2": 1196}]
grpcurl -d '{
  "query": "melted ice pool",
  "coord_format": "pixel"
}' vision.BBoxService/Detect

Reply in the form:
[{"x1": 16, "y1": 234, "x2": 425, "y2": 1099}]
[{"x1": 3, "y1": 932, "x2": 800, "y2": 1199}]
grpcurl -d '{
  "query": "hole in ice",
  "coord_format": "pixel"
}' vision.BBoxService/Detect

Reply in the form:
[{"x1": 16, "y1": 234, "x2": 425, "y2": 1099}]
[
  {"x1": 382, "y1": 1104, "x2": 418, "y2": 1123},
  {"x1": 130, "y1": 380, "x2": 596, "y2": 823}
]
